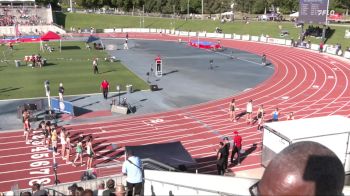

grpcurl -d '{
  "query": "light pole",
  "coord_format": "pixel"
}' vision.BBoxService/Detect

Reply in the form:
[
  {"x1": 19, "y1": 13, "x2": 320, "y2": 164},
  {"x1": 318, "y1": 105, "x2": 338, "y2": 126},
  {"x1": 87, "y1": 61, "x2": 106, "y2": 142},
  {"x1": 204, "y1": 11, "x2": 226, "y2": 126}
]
[
  {"x1": 201, "y1": 0, "x2": 204, "y2": 20},
  {"x1": 44, "y1": 80, "x2": 51, "y2": 114},
  {"x1": 116, "y1": 85, "x2": 120, "y2": 105},
  {"x1": 69, "y1": 0, "x2": 73, "y2": 12},
  {"x1": 187, "y1": 0, "x2": 190, "y2": 17}
]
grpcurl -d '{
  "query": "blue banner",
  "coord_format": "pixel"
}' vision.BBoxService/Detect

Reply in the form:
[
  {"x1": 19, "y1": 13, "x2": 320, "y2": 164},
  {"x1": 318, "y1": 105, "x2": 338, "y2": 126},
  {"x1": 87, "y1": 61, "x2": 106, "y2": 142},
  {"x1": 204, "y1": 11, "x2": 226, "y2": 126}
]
[
  {"x1": 299, "y1": 0, "x2": 329, "y2": 24},
  {"x1": 50, "y1": 98, "x2": 75, "y2": 116}
]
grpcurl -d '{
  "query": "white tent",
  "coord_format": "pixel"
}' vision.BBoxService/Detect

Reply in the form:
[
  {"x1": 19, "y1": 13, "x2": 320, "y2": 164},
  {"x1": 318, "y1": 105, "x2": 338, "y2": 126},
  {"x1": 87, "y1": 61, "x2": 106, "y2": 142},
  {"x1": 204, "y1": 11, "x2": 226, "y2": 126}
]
[
  {"x1": 221, "y1": 11, "x2": 233, "y2": 16},
  {"x1": 290, "y1": 12, "x2": 299, "y2": 17}
]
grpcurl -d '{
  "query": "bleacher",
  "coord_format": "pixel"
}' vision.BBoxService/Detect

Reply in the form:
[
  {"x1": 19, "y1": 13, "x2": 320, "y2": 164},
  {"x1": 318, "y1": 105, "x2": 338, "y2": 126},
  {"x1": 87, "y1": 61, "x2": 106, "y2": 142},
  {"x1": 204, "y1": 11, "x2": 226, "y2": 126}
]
[{"x1": 0, "y1": 0, "x2": 63, "y2": 36}]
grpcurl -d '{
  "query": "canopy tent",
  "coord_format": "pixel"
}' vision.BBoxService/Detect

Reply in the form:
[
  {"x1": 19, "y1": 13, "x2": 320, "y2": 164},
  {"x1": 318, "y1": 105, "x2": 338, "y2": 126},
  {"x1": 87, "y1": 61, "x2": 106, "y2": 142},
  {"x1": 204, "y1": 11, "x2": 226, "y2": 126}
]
[
  {"x1": 290, "y1": 12, "x2": 299, "y2": 17},
  {"x1": 86, "y1": 35, "x2": 104, "y2": 50},
  {"x1": 40, "y1": 31, "x2": 62, "y2": 52},
  {"x1": 86, "y1": 35, "x2": 100, "y2": 43}
]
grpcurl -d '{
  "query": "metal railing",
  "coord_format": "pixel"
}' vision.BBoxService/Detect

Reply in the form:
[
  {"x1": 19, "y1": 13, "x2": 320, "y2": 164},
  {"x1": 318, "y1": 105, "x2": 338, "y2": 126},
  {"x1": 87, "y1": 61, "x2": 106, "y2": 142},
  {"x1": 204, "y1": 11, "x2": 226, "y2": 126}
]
[{"x1": 144, "y1": 178, "x2": 233, "y2": 196}]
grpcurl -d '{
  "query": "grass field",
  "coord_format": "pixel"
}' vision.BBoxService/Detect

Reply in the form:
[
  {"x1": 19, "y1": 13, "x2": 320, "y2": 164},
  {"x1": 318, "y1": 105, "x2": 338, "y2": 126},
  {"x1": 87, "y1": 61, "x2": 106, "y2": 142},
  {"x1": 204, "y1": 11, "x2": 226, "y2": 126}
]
[
  {"x1": 0, "y1": 41, "x2": 149, "y2": 100},
  {"x1": 60, "y1": 13, "x2": 350, "y2": 48}
]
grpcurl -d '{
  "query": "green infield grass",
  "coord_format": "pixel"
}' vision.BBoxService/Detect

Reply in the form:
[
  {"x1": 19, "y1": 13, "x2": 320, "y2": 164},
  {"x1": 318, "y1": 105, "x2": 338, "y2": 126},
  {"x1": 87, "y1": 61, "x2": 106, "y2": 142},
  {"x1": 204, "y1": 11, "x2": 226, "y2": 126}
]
[
  {"x1": 60, "y1": 13, "x2": 350, "y2": 48},
  {"x1": 0, "y1": 41, "x2": 149, "y2": 100}
]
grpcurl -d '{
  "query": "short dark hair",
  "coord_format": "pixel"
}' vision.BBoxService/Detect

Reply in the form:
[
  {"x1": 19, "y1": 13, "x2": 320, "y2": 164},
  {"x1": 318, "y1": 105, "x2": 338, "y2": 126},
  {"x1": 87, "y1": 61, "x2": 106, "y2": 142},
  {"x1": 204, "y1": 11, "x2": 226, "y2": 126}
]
[
  {"x1": 106, "y1": 179, "x2": 115, "y2": 189},
  {"x1": 127, "y1": 150, "x2": 134, "y2": 157},
  {"x1": 32, "y1": 183, "x2": 40, "y2": 191},
  {"x1": 82, "y1": 189, "x2": 93, "y2": 196}
]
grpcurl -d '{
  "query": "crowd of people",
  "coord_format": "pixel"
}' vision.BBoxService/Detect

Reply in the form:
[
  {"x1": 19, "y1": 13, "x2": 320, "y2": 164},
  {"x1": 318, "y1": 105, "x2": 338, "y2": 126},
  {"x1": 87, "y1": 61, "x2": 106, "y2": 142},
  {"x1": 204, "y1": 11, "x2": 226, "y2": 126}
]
[
  {"x1": 22, "y1": 115, "x2": 96, "y2": 169},
  {"x1": 228, "y1": 98, "x2": 294, "y2": 131},
  {"x1": 0, "y1": 7, "x2": 48, "y2": 26}
]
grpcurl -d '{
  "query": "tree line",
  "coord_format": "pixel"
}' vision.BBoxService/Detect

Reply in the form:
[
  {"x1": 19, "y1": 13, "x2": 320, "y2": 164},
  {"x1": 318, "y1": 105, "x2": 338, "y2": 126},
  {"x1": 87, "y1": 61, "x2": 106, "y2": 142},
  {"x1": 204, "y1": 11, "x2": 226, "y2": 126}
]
[{"x1": 43, "y1": 0, "x2": 350, "y2": 14}]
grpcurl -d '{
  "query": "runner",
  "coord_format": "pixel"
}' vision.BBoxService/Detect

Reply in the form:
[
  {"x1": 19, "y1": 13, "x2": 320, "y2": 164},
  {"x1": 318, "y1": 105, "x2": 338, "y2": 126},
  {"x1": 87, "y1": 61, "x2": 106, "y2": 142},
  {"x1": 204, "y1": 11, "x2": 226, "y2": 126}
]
[
  {"x1": 72, "y1": 138, "x2": 84, "y2": 167},
  {"x1": 272, "y1": 107, "x2": 279, "y2": 121},
  {"x1": 246, "y1": 100, "x2": 253, "y2": 124},
  {"x1": 65, "y1": 132, "x2": 72, "y2": 164},
  {"x1": 287, "y1": 112, "x2": 295, "y2": 120},
  {"x1": 45, "y1": 121, "x2": 51, "y2": 149},
  {"x1": 60, "y1": 128, "x2": 66, "y2": 160},
  {"x1": 228, "y1": 98, "x2": 237, "y2": 122},
  {"x1": 86, "y1": 136, "x2": 95, "y2": 170},
  {"x1": 38, "y1": 121, "x2": 46, "y2": 145},
  {"x1": 257, "y1": 105, "x2": 264, "y2": 131},
  {"x1": 23, "y1": 118, "x2": 31, "y2": 144},
  {"x1": 51, "y1": 129, "x2": 59, "y2": 155}
]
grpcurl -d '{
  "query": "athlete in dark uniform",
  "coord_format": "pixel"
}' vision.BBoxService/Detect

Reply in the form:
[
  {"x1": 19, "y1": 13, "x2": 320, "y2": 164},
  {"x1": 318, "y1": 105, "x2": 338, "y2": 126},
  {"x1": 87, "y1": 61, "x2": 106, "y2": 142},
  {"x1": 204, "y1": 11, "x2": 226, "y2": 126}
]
[{"x1": 228, "y1": 98, "x2": 236, "y2": 122}]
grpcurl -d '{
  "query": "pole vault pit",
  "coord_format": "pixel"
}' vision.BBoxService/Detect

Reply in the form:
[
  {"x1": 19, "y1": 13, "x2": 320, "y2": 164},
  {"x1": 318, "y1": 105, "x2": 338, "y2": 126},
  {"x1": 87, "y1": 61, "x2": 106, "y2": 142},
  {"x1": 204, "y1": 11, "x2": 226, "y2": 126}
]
[{"x1": 125, "y1": 141, "x2": 196, "y2": 171}]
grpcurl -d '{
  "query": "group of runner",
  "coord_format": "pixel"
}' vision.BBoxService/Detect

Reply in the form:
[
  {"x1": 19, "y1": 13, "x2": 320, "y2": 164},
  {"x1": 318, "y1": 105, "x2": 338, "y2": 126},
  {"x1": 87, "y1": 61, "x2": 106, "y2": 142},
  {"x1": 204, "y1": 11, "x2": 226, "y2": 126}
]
[
  {"x1": 22, "y1": 117, "x2": 95, "y2": 170},
  {"x1": 228, "y1": 98, "x2": 295, "y2": 131}
]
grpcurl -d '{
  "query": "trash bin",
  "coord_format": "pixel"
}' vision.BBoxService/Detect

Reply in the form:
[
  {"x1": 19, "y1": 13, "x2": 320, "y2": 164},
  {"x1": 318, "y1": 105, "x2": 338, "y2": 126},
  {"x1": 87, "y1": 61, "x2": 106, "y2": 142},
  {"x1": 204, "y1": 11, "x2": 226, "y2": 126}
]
[
  {"x1": 126, "y1": 84, "x2": 133, "y2": 93},
  {"x1": 15, "y1": 60, "x2": 20, "y2": 67}
]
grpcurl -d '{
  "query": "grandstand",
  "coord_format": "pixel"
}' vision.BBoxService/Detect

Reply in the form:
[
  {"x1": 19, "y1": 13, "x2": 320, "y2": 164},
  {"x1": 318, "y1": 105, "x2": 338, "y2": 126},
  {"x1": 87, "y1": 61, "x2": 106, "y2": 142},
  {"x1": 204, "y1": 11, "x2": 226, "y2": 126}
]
[{"x1": 0, "y1": 0, "x2": 64, "y2": 36}]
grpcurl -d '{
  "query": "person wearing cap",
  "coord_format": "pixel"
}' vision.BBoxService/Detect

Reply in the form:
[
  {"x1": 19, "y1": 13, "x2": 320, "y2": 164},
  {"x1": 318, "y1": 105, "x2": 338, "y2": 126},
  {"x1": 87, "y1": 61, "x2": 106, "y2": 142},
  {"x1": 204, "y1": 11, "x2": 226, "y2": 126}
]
[
  {"x1": 102, "y1": 179, "x2": 116, "y2": 196},
  {"x1": 58, "y1": 83, "x2": 64, "y2": 101},
  {"x1": 230, "y1": 131, "x2": 242, "y2": 165},
  {"x1": 93, "y1": 181, "x2": 105, "y2": 196},
  {"x1": 122, "y1": 150, "x2": 143, "y2": 196}
]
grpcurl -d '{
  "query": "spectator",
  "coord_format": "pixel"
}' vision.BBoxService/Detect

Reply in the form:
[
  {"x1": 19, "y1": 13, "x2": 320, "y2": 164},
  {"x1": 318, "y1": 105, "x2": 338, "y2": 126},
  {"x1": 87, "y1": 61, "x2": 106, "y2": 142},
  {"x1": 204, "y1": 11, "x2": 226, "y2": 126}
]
[
  {"x1": 122, "y1": 150, "x2": 143, "y2": 196},
  {"x1": 255, "y1": 142, "x2": 344, "y2": 196},
  {"x1": 102, "y1": 179, "x2": 116, "y2": 196},
  {"x1": 68, "y1": 183, "x2": 78, "y2": 196},
  {"x1": 77, "y1": 187, "x2": 84, "y2": 196},
  {"x1": 32, "y1": 183, "x2": 48, "y2": 196},
  {"x1": 82, "y1": 189, "x2": 93, "y2": 196},
  {"x1": 93, "y1": 181, "x2": 105, "y2": 196}
]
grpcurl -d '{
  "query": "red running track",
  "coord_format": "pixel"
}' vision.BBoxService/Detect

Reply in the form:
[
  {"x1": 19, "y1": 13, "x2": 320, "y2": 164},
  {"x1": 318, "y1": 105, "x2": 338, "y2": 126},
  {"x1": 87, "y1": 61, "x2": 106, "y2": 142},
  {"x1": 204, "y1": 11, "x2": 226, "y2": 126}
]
[{"x1": 1, "y1": 33, "x2": 350, "y2": 191}]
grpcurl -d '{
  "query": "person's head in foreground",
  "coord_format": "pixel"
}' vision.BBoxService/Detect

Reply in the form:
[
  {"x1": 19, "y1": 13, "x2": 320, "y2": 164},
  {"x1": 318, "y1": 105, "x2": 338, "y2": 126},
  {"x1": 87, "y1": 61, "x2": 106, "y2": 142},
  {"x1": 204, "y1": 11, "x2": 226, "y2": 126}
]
[{"x1": 257, "y1": 141, "x2": 344, "y2": 196}]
